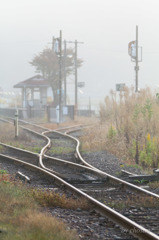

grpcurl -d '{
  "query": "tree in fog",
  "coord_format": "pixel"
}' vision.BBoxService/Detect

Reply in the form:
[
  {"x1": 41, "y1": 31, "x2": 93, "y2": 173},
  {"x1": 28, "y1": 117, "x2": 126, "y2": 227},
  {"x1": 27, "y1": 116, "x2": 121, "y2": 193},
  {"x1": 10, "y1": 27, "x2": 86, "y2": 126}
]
[{"x1": 30, "y1": 48, "x2": 83, "y2": 106}]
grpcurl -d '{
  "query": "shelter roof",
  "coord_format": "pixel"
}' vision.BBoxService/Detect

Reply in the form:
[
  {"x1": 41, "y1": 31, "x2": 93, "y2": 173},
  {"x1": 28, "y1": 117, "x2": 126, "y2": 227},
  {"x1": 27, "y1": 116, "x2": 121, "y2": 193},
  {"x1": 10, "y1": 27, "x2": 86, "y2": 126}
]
[{"x1": 14, "y1": 75, "x2": 50, "y2": 88}]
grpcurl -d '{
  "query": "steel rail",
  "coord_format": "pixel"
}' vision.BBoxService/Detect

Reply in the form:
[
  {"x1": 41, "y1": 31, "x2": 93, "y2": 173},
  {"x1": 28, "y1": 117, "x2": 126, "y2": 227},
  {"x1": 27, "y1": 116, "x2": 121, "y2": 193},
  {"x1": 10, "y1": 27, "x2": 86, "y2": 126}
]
[
  {"x1": 1, "y1": 118, "x2": 159, "y2": 199},
  {"x1": 0, "y1": 122, "x2": 105, "y2": 179},
  {"x1": 1, "y1": 118, "x2": 159, "y2": 237},
  {"x1": 0, "y1": 115, "x2": 85, "y2": 135},
  {"x1": 15, "y1": 126, "x2": 67, "y2": 178},
  {"x1": 0, "y1": 153, "x2": 158, "y2": 240},
  {"x1": 39, "y1": 129, "x2": 98, "y2": 178},
  {"x1": 43, "y1": 128, "x2": 159, "y2": 199},
  {"x1": 63, "y1": 127, "x2": 159, "y2": 199},
  {"x1": 0, "y1": 117, "x2": 87, "y2": 178},
  {"x1": 0, "y1": 120, "x2": 159, "y2": 239},
  {"x1": 19, "y1": 128, "x2": 109, "y2": 179},
  {"x1": 42, "y1": 154, "x2": 107, "y2": 179},
  {"x1": 38, "y1": 130, "x2": 64, "y2": 177},
  {"x1": 0, "y1": 142, "x2": 38, "y2": 157},
  {"x1": 15, "y1": 118, "x2": 83, "y2": 132},
  {"x1": 0, "y1": 117, "x2": 99, "y2": 178}
]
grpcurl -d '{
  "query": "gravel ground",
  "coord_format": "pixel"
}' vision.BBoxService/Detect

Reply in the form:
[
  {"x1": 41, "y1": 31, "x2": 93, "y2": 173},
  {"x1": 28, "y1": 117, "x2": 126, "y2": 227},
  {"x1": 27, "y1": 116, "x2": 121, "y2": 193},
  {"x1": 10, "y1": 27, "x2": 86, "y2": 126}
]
[
  {"x1": 47, "y1": 207, "x2": 137, "y2": 240},
  {"x1": 81, "y1": 150, "x2": 146, "y2": 177},
  {"x1": 46, "y1": 149, "x2": 153, "y2": 240},
  {"x1": 81, "y1": 150, "x2": 159, "y2": 195}
]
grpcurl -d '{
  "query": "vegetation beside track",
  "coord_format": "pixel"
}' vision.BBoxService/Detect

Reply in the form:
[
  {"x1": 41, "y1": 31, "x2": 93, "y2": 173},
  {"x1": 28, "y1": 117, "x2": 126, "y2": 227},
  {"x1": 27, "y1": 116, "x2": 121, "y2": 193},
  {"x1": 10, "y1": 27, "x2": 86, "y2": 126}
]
[
  {"x1": 104, "y1": 194, "x2": 159, "y2": 210},
  {"x1": 0, "y1": 171, "x2": 91, "y2": 240},
  {"x1": 0, "y1": 124, "x2": 45, "y2": 153},
  {"x1": 80, "y1": 87, "x2": 159, "y2": 171}
]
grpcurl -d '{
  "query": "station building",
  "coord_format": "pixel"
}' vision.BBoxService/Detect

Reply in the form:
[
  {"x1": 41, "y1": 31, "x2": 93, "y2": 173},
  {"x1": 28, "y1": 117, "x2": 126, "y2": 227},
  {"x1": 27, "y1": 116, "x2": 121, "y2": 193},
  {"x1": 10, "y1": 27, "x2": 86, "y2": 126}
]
[{"x1": 14, "y1": 75, "x2": 51, "y2": 108}]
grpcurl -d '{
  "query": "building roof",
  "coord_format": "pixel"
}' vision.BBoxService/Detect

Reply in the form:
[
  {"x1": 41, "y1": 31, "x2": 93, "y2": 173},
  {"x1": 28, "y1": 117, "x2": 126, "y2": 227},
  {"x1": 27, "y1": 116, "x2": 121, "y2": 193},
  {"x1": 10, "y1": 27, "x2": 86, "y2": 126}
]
[{"x1": 14, "y1": 75, "x2": 50, "y2": 88}]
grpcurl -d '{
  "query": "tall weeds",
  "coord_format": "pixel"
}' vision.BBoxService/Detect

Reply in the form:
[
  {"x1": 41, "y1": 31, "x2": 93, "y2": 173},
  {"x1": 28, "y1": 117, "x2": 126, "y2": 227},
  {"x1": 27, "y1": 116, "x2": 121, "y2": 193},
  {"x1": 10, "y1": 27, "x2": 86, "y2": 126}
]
[
  {"x1": 81, "y1": 87, "x2": 159, "y2": 169},
  {"x1": 99, "y1": 86, "x2": 159, "y2": 168}
]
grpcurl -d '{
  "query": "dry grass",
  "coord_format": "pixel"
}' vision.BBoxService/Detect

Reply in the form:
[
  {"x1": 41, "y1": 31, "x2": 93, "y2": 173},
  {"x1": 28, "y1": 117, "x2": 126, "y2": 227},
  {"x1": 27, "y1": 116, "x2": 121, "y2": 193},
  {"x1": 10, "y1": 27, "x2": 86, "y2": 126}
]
[
  {"x1": 80, "y1": 125, "x2": 132, "y2": 163},
  {"x1": 32, "y1": 188, "x2": 90, "y2": 210},
  {"x1": 148, "y1": 181, "x2": 159, "y2": 189},
  {"x1": 80, "y1": 87, "x2": 159, "y2": 169},
  {"x1": 105, "y1": 194, "x2": 159, "y2": 210},
  {"x1": 0, "y1": 123, "x2": 32, "y2": 143},
  {"x1": 0, "y1": 123, "x2": 15, "y2": 142},
  {"x1": 0, "y1": 174, "x2": 79, "y2": 240},
  {"x1": 0, "y1": 123, "x2": 45, "y2": 153}
]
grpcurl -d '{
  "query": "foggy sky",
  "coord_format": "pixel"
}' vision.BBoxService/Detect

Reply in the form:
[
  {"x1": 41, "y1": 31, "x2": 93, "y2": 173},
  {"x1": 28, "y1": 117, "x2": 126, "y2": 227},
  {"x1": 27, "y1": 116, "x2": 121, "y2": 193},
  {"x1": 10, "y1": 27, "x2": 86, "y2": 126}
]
[{"x1": 0, "y1": 0, "x2": 159, "y2": 104}]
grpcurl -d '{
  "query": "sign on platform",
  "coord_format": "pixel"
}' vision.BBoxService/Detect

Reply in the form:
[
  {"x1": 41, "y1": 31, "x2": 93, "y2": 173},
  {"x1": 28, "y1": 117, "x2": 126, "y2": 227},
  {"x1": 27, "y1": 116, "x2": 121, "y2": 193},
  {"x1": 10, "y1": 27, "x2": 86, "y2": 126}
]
[
  {"x1": 77, "y1": 82, "x2": 85, "y2": 88},
  {"x1": 116, "y1": 83, "x2": 126, "y2": 91}
]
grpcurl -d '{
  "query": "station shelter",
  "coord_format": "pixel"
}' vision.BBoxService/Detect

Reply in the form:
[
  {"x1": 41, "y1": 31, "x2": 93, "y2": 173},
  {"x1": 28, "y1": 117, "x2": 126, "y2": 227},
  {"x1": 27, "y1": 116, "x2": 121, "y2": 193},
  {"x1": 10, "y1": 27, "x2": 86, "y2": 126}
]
[{"x1": 14, "y1": 75, "x2": 50, "y2": 108}]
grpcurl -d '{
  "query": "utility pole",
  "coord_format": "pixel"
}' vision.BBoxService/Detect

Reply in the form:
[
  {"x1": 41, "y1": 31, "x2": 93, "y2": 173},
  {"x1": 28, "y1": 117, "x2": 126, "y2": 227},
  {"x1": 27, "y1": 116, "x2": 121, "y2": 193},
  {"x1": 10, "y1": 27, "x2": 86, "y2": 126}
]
[
  {"x1": 135, "y1": 25, "x2": 139, "y2": 92},
  {"x1": 52, "y1": 31, "x2": 63, "y2": 123},
  {"x1": 67, "y1": 40, "x2": 84, "y2": 113},
  {"x1": 59, "y1": 30, "x2": 62, "y2": 123},
  {"x1": 51, "y1": 36, "x2": 54, "y2": 51},
  {"x1": 64, "y1": 40, "x2": 67, "y2": 105},
  {"x1": 75, "y1": 40, "x2": 78, "y2": 108}
]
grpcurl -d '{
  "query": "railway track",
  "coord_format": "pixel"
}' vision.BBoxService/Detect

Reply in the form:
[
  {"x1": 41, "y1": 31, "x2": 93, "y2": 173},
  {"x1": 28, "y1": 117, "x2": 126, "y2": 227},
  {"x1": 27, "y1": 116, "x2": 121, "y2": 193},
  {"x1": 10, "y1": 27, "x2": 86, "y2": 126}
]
[
  {"x1": 0, "y1": 117, "x2": 159, "y2": 239},
  {"x1": 43, "y1": 126, "x2": 159, "y2": 239}
]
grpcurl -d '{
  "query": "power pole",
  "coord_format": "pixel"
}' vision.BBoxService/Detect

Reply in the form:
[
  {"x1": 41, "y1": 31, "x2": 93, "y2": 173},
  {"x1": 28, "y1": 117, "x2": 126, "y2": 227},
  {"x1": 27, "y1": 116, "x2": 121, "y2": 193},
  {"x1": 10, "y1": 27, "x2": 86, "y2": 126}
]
[
  {"x1": 75, "y1": 40, "x2": 78, "y2": 108},
  {"x1": 67, "y1": 40, "x2": 84, "y2": 113},
  {"x1": 59, "y1": 30, "x2": 62, "y2": 123},
  {"x1": 52, "y1": 31, "x2": 63, "y2": 123},
  {"x1": 52, "y1": 36, "x2": 54, "y2": 51},
  {"x1": 64, "y1": 40, "x2": 67, "y2": 105},
  {"x1": 135, "y1": 25, "x2": 139, "y2": 92}
]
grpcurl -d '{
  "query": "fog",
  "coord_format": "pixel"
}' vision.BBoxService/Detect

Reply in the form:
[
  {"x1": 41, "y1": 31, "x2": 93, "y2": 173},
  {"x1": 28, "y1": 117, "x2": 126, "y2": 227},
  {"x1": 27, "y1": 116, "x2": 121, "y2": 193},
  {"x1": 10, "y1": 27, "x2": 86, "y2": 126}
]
[{"x1": 0, "y1": 0, "x2": 159, "y2": 107}]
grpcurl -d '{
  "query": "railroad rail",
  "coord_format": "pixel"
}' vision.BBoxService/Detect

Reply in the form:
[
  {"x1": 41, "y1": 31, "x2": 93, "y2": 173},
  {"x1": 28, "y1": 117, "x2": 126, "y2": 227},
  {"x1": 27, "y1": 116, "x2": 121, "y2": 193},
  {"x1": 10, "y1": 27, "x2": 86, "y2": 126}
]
[{"x1": 0, "y1": 117, "x2": 159, "y2": 239}]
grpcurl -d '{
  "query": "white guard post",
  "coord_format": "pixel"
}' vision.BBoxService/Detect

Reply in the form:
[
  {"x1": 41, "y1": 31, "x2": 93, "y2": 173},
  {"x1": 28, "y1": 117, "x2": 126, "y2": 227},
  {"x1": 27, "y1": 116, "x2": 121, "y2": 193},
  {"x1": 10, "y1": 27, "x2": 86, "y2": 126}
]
[
  {"x1": 15, "y1": 109, "x2": 19, "y2": 139},
  {"x1": 56, "y1": 105, "x2": 59, "y2": 124}
]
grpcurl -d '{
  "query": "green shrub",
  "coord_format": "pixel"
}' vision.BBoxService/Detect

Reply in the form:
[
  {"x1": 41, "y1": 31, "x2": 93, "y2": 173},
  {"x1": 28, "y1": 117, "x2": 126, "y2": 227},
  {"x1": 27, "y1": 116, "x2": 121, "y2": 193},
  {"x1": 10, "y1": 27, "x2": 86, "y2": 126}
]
[{"x1": 107, "y1": 125, "x2": 116, "y2": 139}]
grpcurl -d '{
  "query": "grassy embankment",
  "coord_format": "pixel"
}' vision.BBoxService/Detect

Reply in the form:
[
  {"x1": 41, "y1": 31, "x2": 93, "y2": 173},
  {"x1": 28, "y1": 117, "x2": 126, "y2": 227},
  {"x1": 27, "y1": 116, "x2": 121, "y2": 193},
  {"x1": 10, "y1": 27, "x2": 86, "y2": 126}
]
[{"x1": 0, "y1": 171, "x2": 90, "y2": 240}]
